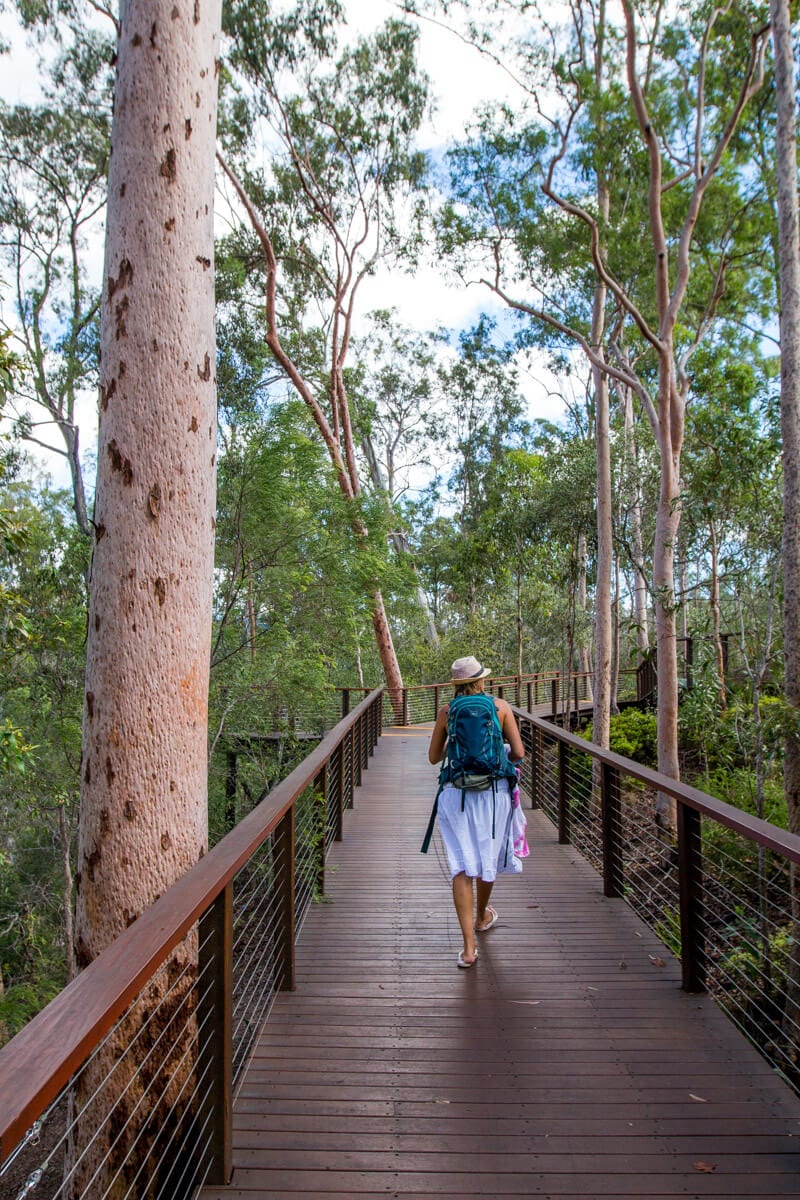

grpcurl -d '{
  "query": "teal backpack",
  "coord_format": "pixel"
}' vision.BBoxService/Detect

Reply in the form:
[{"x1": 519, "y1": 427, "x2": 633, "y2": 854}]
[{"x1": 421, "y1": 693, "x2": 517, "y2": 854}]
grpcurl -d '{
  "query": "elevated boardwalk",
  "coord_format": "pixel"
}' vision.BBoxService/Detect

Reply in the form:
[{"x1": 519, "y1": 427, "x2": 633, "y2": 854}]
[{"x1": 201, "y1": 725, "x2": 800, "y2": 1199}]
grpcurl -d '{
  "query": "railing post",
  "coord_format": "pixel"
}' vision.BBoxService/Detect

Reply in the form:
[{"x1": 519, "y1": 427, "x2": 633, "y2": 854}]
[
  {"x1": 275, "y1": 806, "x2": 296, "y2": 991},
  {"x1": 361, "y1": 714, "x2": 369, "y2": 772},
  {"x1": 345, "y1": 720, "x2": 355, "y2": 806},
  {"x1": 402, "y1": 687, "x2": 409, "y2": 726},
  {"x1": 527, "y1": 681, "x2": 532, "y2": 712},
  {"x1": 341, "y1": 688, "x2": 350, "y2": 718},
  {"x1": 600, "y1": 762, "x2": 623, "y2": 898},
  {"x1": 558, "y1": 740, "x2": 570, "y2": 844},
  {"x1": 352, "y1": 720, "x2": 362, "y2": 787},
  {"x1": 498, "y1": 684, "x2": 504, "y2": 701},
  {"x1": 551, "y1": 679, "x2": 558, "y2": 718},
  {"x1": 573, "y1": 675, "x2": 579, "y2": 712},
  {"x1": 532, "y1": 727, "x2": 542, "y2": 809},
  {"x1": 198, "y1": 882, "x2": 233, "y2": 1186},
  {"x1": 434, "y1": 685, "x2": 440, "y2": 720},
  {"x1": 315, "y1": 766, "x2": 328, "y2": 897},
  {"x1": 515, "y1": 675, "x2": 521, "y2": 706},
  {"x1": 373, "y1": 699, "x2": 379, "y2": 752},
  {"x1": 677, "y1": 800, "x2": 705, "y2": 992},
  {"x1": 334, "y1": 743, "x2": 344, "y2": 840}
]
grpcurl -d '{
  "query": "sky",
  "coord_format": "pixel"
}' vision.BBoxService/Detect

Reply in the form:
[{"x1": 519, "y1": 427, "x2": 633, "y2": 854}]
[{"x1": 0, "y1": 0, "x2": 567, "y2": 495}]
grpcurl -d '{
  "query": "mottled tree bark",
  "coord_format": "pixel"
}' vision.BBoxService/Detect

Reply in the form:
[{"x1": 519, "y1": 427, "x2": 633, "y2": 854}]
[
  {"x1": 770, "y1": 0, "x2": 800, "y2": 1005},
  {"x1": 622, "y1": 386, "x2": 649, "y2": 655},
  {"x1": 71, "y1": 0, "x2": 221, "y2": 1192},
  {"x1": 77, "y1": 0, "x2": 219, "y2": 967},
  {"x1": 708, "y1": 518, "x2": 727, "y2": 707},
  {"x1": 592, "y1": 319, "x2": 612, "y2": 751},
  {"x1": 577, "y1": 531, "x2": 594, "y2": 695},
  {"x1": 590, "y1": 1, "x2": 612, "y2": 752}
]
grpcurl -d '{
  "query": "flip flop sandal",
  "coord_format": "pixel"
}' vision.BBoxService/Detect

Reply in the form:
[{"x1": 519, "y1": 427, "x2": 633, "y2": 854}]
[
  {"x1": 476, "y1": 906, "x2": 499, "y2": 932},
  {"x1": 457, "y1": 950, "x2": 478, "y2": 968}
]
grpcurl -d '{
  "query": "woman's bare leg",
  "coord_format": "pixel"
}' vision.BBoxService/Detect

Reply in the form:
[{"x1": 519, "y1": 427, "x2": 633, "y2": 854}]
[
  {"x1": 476, "y1": 879, "x2": 495, "y2": 929},
  {"x1": 452, "y1": 872, "x2": 477, "y2": 962}
]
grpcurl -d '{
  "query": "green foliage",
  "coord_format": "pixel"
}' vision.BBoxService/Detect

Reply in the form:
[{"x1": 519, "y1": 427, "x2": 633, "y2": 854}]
[
  {"x1": 0, "y1": 482, "x2": 86, "y2": 1026},
  {"x1": 0, "y1": 718, "x2": 35, "y2": 774},
  {"x1": 679, "y1": 679, "x2": 736, "y2": 772},
  {"x1": 0, "y1": 977, "x2": 64, "y2": 1041},
  {"x1": 653, "y1": 907, "x2": 682, "y2": 959},
  {"x1": 584, "y1": 709, "x2": 658, "y2": 767},
  {"x1": 695, "y1": 767, "x2": 787, "y2": 831},
  {"x1": 0, "y1": 326, "x2": 22, "y2": 408},
  {"x1": 717, "y1": 920, "x2": 791, "y2": 1009}
]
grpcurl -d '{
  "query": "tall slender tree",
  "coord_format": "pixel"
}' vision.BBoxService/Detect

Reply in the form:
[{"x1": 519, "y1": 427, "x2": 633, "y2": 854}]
[
  {"x1": 0, "y1": 28, "x2": 113, "y2": 540},
  {"x1": 72, "y1": 0, "x2": 221, "y2": 1189},
  {"x1": 218, "y1": 5, "x2": 429, "y2": 707},
  {"x1": 441, "y1": 0, "x2": 769, "y2": 808},
  {"x1": 770, "y1": 0, "x2": 800, "y2": 992}
]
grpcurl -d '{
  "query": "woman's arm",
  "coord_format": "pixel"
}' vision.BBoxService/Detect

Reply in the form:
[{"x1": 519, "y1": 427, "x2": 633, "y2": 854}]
[
  {"x1": 495, "y1": 698, "x2": 525, "y2": 760},
  {"x1": 428, "y1": 704, "x2": 449, "y2": 764}
]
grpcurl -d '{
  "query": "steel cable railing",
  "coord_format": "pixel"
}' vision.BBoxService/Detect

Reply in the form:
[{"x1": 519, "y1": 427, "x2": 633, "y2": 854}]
[
  {"x1": 8, "y1": 680, "x2": 799, "y2": 1195},
  {"x1": 513, "y1": 704, "x2": 800, "y2": 1092},
  {"x1": 0, "y1": 689, "x2": 383, "y2": 1200}
]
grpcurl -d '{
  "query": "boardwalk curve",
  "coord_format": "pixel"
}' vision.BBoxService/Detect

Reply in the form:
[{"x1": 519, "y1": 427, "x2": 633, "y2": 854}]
[{"x1": 200, "y1": 725, "x2": 800, "y2": 1199}]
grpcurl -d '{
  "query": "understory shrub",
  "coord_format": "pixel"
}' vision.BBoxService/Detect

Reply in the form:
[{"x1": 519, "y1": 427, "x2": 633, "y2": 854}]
[{"x1": 583, "y1": 708, "x2": 657, "y2": 768}]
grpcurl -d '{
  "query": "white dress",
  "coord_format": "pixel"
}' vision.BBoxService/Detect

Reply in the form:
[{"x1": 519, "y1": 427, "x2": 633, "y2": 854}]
[{"x1": 436, "y1": 778, "x2": 524, "y2": 881}]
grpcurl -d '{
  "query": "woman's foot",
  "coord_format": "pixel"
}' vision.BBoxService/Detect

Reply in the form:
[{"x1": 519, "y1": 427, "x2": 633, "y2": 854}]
[
  {"x1": 457, "y1": 948, "x2": 478, "y2": 968},
  {"x1": 475, "y1": 905, "x2": 499, "y2": 932}
]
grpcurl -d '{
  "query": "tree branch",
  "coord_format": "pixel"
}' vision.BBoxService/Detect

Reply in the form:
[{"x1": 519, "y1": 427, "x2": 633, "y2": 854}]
[{"x1": 216, "y1": 151, "x2": 354, "y2": 499}]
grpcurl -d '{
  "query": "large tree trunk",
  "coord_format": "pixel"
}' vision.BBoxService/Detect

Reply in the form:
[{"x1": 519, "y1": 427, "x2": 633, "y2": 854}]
[
  {"x1": 372, "y1": 588, "x2": 404, "y2": 718},
  {"x1": 653, "y1": 429, "x2": 682, "y2": 824},
  {"x1": 593, "y1": 357, "x2": 613, "y2": 750},
  {"x1": 708, "y1": 518, "x2": 727, "y2": 707},
  {"x1": 590, "y1": 2, "x2": 611, "y2": 750},
  {"x1": 622, "y1": 386, "x2": 650, "y2": 655},
  {"x1": 71, "y1": 0, "x2": 221, "y2": 1192},
  {"x1": 577, "y1": 531, "x2": 593, "y2": 694},
  {"x1": 516, "y1": 565, "x2": 524, "y2": 680},
  {"x1": 770, "y1": 0, "x2": 800, "y2": 1007}
]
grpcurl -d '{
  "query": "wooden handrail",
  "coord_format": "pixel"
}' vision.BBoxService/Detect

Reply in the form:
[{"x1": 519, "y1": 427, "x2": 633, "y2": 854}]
[
  {"x1": 511, "y1": 704, "x2": 800, "y2": 864},
  {"x1": 0, "y1": 688, "x2": 384, "y2": 1162},
  {"x1": 335, "y1": 671, "x2": 603, "y2": 695}
]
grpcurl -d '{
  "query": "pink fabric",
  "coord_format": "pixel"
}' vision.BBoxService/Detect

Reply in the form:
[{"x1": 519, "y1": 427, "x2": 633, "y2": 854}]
[{"x1": 510, "y1": 766, "x2": 529, "y2": 858}]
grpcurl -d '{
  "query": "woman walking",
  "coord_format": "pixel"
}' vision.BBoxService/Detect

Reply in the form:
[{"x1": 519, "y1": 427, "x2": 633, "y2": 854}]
[{"x1": 427, "y1": 656, "x2": 526, "y2": 968}]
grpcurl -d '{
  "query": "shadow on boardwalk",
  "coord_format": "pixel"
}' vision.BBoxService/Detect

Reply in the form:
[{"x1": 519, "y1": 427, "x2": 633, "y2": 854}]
[{"x1": 201, "y1": 725, "x2": 800, "y2": 1199}]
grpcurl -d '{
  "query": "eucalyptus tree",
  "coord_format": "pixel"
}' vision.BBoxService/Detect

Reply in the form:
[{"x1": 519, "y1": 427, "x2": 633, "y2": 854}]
[
  {"x1": 210, "y1": 393, "x2": 388, "y2": 774},
  {"x1": 0, "y1": 27, "x2": 113, "y2": 539},
  {"x1": 349, "y1": 311, "x2": 446, "y2": 647},
  {"x1": 72, "y1": 0, "x2": 222, "y2": 1190},
  {"x1": 217, "y1": 2, "x2": 430, "y2": 707},
  {"x1": 768, "y1": 0, "x2": 800, "y2": 997},
  {"x1": 679, "y1": 341, "x2": 779, "y2": 705},
  {"x1": 436, "y1": 318, "x2": 530, "y2": 614},
  {"x1": 440, "y1": 0, "x2": 770, "y2": 809}
]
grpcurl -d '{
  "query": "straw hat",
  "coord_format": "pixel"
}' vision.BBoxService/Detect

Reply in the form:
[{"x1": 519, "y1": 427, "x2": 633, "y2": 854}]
[{"x1": 448, "y1": 656, "x2": 492, "y2": 686}]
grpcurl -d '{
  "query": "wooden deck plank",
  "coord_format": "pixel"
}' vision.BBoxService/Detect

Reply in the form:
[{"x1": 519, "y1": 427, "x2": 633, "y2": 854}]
[{"x1": 200, "y1": 724, "x2": 800, "y2": 1200}]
